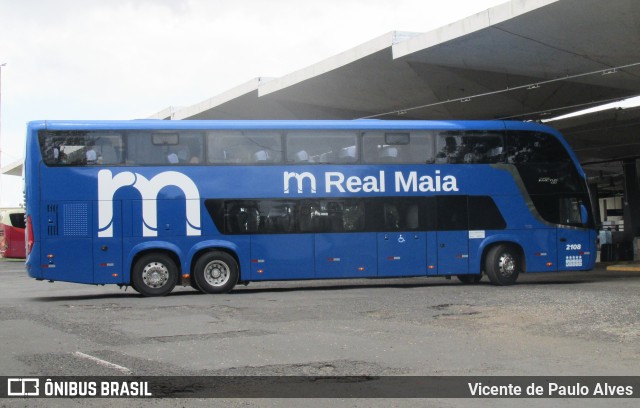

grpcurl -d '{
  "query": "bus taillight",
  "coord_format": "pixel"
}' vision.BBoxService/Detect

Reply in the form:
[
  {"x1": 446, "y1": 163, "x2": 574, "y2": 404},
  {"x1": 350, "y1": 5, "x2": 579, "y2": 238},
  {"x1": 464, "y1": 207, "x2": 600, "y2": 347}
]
[{"x1": 26, "y1": 215, "x2": 34, "y2": 255}]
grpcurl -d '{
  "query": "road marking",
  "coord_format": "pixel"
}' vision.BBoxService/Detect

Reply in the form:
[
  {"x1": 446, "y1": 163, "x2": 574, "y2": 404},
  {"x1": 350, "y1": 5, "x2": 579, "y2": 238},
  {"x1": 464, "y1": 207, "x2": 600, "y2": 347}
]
[
  {"x1": 606, "y1": 264, "x2": 640, "y2": 272},
  {"x1": 73, "y1": 351, "x2": 132, "y2": 375}
]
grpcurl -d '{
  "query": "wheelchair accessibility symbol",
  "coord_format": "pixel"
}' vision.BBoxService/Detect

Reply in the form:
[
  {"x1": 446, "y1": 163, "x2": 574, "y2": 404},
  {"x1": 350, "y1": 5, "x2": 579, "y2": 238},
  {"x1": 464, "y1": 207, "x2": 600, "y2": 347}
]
[{"x1": 398, "y1": 234, "x2": 406, "y2": 244}]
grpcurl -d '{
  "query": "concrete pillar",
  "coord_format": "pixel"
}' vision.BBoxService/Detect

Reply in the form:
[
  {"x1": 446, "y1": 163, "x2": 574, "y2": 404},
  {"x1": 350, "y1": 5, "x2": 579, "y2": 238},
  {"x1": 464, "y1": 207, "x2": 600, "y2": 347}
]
[
  {"x1": 622, "y1": 159, "x2": 640, "y2": 258},
  {"x1": 589, "y1": 182, "x2": 601, "y2": 227}
]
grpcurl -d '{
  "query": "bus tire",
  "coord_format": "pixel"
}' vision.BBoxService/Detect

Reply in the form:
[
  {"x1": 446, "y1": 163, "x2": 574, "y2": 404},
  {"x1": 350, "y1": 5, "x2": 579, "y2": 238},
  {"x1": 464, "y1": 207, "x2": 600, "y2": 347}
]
[
  {"x1": 193, "y1": 251, "x2": 239, "y2": 294},
  {"x1": 484, "y1": 244, "x2": 521, "y2": 286},
  {"x1": 457, "y1": 274, "x2": 482, "y2": 284},
  {"x1": 131, "y1": 253, "x2": 178, "y2": 297},
  {"x1": 189, "y1": 277, "x2": 202, "y2": 292}
]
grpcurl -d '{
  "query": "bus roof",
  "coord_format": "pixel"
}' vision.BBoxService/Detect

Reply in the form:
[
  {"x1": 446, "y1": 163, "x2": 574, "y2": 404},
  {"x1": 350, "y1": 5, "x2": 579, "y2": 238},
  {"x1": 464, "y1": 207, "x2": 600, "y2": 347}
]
[{"x1": 27, "y1": 119, "x2": 558, "y2": 134}]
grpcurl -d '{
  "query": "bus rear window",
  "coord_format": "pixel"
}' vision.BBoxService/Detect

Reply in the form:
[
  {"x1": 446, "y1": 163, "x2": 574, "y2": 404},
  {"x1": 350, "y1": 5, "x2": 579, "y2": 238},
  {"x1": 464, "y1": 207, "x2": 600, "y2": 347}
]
[
  {"x1": 9, "y1": 213, "x2": 26, "y2": 229},
  {"x1": 39, "y1": 131, "x2": 123, "y2": 166}
]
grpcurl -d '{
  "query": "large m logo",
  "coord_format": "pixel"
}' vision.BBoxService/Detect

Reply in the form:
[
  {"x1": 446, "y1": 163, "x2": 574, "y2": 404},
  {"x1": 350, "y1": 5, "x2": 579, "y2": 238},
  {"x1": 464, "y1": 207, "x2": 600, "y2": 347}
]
[
  {"x1": 283, "y1": 171, "x2": 317, "y2": 194},
  {"x1": 98, "y1": 170, "x2": 201, "y2": 237}
]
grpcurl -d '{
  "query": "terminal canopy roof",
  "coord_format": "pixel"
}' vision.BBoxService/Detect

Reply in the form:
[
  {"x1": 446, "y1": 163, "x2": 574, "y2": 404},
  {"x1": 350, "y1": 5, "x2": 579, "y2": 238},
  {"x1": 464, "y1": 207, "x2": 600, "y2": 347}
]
[{"x1": 153, "y1": 0, "x2": 640, "y2": 192}]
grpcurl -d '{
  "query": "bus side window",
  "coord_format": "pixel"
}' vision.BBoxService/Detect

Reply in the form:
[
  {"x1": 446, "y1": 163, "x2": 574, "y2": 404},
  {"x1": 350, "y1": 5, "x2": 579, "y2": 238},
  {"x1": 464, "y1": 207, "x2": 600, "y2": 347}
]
[
  {"x1": 383, "y1": 202, "x2": 420, "y2": 231},
  {"x1": 343, "y1": 202, "x2": 364, "y2": 231},
  {"x1": 384, "y1": 204, "x2": 400, "y2": 230},
  {"x1": 437, "y1": 196, "x2": 468, "y2": 230},
  {"x1": 405, "y1": 205, "x2": 419, "y2": 229},
  {"x1": 506, "y1": 131, "x2": 571, "y2": 163},
  {"x1": 287, "y1": 132, "x2": 357, "y2": 164},
  {"x1": 309, "y1": 203, "x2": 327, "y2": 231},
  {"x1": 362, "y1": 131, "x2": 434, "y2": 164},
  {"x1": 299, "y1": 202, "x2": 313, "y2": 232},
  {"x1": 326, "y1": 202, "x2": 342, "y2": 231},
  {"x1": 100, "y1": 143, "x2": 118, "y2": 164},
  {"x1": 226, "y1": 204, "x2": 260, "y2": 233},
  {"x1": 264, "y1": 202, "x2": 295, "y2": 233},
  {"x1": 435, "y1": 134, "x2": 461, "y2": 164},
  {"x1": 468, "y1": 196, "x2": 506, "y2": 230},
  {"x1": 459, "y1": 132, "x2": 504, "y2": 164}
]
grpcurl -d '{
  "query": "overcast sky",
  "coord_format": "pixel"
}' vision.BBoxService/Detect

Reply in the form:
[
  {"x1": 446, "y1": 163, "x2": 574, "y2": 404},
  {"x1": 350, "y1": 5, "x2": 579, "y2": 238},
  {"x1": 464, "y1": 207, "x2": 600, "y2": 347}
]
[{"x1": 0, "y1": 0, "x2": 510, "y2": 206}]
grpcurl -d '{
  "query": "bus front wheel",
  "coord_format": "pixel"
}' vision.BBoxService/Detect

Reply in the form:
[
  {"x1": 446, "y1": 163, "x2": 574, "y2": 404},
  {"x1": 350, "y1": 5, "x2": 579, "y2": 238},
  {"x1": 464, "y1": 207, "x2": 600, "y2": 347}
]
[
  {"x1": 484, "y1": 244, "x2": 521, "y2": 286},
  {"x1": 193, "y1": 251, "x2": 239, "y2": 294},
  {"x1": 131, "y1": 253, "x2": 178, "y2": 297}
]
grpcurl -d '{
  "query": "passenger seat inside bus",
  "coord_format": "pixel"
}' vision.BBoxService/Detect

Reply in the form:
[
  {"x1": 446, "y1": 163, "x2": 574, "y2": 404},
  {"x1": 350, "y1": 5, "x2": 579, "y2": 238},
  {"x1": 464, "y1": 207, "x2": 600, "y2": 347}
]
[
  {"x1": 338, "y1": 146, "x2": 356, "y2": 162},
  {"x1": 253, "y1": 150, "x2": 273, "y2": 162},
  {"x1": 379, "y1": 146, "x2": 399, "y2": 162},
  {"x1": 292, "y1": 150, "x2": 309, "y2": 163},
  {"x1": 100, "y1": 144, "x2": 118, "y2": 164}
]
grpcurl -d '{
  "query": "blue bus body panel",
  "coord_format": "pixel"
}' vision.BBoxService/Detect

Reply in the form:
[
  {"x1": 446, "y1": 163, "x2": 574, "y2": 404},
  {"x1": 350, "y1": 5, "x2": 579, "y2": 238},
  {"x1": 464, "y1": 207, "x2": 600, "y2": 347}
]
[
  {"x1": 250, "y1": 235, "x2": 314, "y2": 280},
  {"x1": 437, "y1": 231, "x2": 469, "y2": 275},
  {"x1": 315, "y1": 233, "x2": 377, "y2": 278},
  {"x1": 377, "y1": 232, "x2": 428, "y2": 277},
  {"x1": 557, "y1": 228, "x2": 597, "y2": 271},
  {"x1": 23, "y1": 120, "x2": 597, "y2": 287}
]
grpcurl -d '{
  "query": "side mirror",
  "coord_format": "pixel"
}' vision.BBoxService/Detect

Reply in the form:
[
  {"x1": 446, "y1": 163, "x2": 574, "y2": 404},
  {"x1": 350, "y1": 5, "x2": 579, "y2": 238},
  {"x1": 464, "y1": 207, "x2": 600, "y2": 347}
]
[{"x1": 580, "y1": 204, "x2": 588, "y2": 226}]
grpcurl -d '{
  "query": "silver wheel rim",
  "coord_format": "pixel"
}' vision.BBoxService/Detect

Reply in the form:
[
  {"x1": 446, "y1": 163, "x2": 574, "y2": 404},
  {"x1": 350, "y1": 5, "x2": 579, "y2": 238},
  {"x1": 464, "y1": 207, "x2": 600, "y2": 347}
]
[
  {"x1": 203, "y1": 260, "x2": 231, "y2": 287},
  {"x1": 142, "y1": 261, "x2": 170, "y2": 288},
  {"x1": 497, "y1": 253, "x2": 516, "y2": 278}
]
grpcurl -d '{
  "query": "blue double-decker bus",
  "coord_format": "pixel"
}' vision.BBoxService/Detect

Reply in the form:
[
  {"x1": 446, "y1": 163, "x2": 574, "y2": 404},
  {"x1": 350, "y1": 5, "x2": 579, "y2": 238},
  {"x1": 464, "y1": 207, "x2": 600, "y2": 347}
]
[{"x1": 24, "y1": 120, "x2": 597, "y2": 296}]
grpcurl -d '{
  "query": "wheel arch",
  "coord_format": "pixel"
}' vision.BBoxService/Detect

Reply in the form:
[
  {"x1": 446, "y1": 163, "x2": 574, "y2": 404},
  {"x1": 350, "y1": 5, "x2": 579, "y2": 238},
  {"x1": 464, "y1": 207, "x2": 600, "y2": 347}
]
[
  {"x1": 187, "y1": 240, "x2": 242, "y2": 281},
  {"x1": 126, "y1": 241, "x2": 183, "y2": 283},
  {"x1": 478, "y1": 237, "x2": 526, "y2": 274}
]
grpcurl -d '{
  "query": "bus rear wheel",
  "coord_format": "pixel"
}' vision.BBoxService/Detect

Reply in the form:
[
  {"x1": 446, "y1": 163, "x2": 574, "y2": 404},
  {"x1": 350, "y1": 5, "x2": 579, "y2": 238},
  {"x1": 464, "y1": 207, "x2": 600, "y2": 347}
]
[
  {"x1": 193, "y1": 251, "x2": 239, "y2": 294},
  {"x1": 131, "y1": 253, "x2": 178, "y2": 297},
  {"x1": 484, "y1": 244, "x2": 521, "y2": 286}
]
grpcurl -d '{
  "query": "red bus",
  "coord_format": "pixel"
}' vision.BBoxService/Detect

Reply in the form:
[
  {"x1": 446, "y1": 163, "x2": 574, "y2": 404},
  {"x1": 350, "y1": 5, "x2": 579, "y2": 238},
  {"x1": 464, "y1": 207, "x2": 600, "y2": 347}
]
[{"x1": 0, "y1": 209, "x2": 26, "y2": 259}]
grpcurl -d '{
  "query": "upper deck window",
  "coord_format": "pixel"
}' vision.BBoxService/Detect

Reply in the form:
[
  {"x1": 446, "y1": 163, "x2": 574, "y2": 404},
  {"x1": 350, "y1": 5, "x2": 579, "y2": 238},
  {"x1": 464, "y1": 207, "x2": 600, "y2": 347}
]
[
  {"x1": 286, "y1": 132, "x2": 358, "y2": 164},
  {"x1": 39, "y1": 131, "x2": 124, "y2": 166},
  {"x1": 362, "y1": 131, "x2": 435, "y2": 164},
  {"x1": 506, "y1": 131, "x2": 571, "y2": 163},
  {"x1": 435, "y1": 131, "x2": 505, "y2": 164},
  {"x1": 127, "y1": 131, "x2": 204, "y2": 164},
  {"x1": 207, "y1": 131, "x2": 282, "y2": 164},
  {"x1": 38, "y1": 127, "x2": 572, "y2": 168}
]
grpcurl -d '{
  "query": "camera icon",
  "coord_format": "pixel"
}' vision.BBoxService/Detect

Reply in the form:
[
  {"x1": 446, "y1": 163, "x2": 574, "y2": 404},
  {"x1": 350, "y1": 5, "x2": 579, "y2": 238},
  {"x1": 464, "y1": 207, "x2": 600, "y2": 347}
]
[{"x1": 7, "y1": 378, "x2": 40, "y2": 396}]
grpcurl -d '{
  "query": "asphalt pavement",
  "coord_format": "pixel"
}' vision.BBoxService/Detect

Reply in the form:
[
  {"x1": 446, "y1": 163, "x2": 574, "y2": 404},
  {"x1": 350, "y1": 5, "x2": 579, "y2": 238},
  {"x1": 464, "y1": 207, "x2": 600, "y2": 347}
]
[{"x1": 1, "y1": 259, "x2": 639, "y2": 407}]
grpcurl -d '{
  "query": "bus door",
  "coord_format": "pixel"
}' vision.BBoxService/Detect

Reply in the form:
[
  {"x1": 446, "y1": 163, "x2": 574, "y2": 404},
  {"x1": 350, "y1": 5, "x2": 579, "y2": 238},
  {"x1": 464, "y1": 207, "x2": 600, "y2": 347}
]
[
  {"x1": 377, "y1": 199, "x2": 427, "y2": 277},
  {"x1": 436, "y1": 197, "x2": 469, "y2": 275},
  {"x1": 557, "y1": 197, "x2": 594, "y2": 271},
  {"x1": 93, "y1": 200, "x2": 124, "y2": 284}
]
